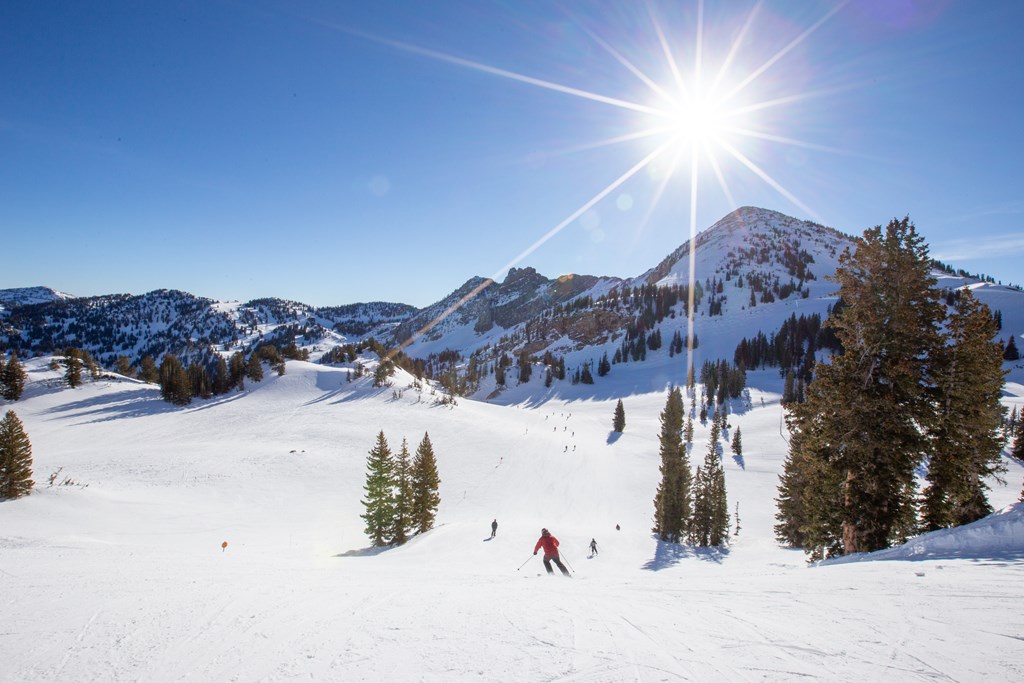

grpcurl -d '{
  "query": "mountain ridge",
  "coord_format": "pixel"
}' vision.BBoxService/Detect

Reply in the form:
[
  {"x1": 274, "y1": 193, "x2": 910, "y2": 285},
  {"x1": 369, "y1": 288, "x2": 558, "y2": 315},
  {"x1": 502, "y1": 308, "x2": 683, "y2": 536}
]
[{"x1": 2, "y1": 207, "x2": 1021, "y2": 387}]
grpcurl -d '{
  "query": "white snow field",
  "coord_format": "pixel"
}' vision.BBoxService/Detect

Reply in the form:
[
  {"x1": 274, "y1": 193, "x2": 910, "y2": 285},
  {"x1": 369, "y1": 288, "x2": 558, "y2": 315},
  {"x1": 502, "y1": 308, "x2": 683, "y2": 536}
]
[{"x1": 2, "y1": 357, "x2": 1023, "y2": 682}]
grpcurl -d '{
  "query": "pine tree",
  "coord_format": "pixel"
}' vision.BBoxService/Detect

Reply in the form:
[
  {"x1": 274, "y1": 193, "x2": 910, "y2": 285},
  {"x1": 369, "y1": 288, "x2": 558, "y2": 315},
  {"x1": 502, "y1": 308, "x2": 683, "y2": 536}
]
[
  {"x1": 245, "y1": 353, "x2": 264, "y2": 383},
  {"x1": 158, "y1": 354, "x2": 192, "y2": 405},
  {"x1": 598, "y1": 352, "x2": 611, "y2": 377},
  {"x1": 63, "y1": 348, "x2": 83, "y2": 388},
  {"x1": 1, "y1": 352, "x2": 27, "y2": 401},
  {"x1": 187, "y1": 362, "x2": 212, "y2": 400},
  {"x1": 138, "y1": 355, "x2": 159, "y2": 383},
  {"x1": 114, "y1": 355, "x2": 133, "y2": 377},
  {"x1": 228, "y1": 352, "x2": 246, "y2": 390},
  {"x1": 731, "y1": 427, "x2": 742, "y2": 459},
  {"x1": 690, "y1": 427, "x2": 729, "y2": 546},
  {"x1": 392, "y1": 438, "x2": 414, "y2": 545},
  {"x1": 411, "y1": 432, "x2": 441, "y2": 534},
  {"x1": 0, "y1": 410, "x2": 34, "y2": 499},
  {"x1": 612, "y1": 399, "x2": 626, "y2": 432},
  {"x1": 580, "y1": 362, "x2": 594, "y2": 385},
  {"x1": 652, "y1": 387, "x2": 691, "y2": 543},
  {"x1": 1005, "y1": 335, "x2": 1020, "y2": 361},
  {"x1": 361, "y1": 431, "x2": 396, "y2": 547},
  {"x1": 921, "y1": 289, "x2": 1007, "y2": 530},
  {"x1": 684, "y1": 416, "x2": 694, "y2": 444},
  {"x1": 777, "y1": 218, "x2": 944, "y2": 556},
  {"x1": 212, "y1": 356, "x2": 230, "y2": 395}
]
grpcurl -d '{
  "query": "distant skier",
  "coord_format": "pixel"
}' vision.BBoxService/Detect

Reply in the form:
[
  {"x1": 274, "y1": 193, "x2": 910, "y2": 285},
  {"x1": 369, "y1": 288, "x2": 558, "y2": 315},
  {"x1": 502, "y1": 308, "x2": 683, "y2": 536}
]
[
  {"x1": 533, "y1": 528, "x2": 571, "y2": 576},
  {"x1": 589, "y1": 538, "x2": 598, "y2": 556},
  {"x1": 491, "y1": 519, "x2": 498, "y2": 538},
  {"x1": 615, "y1": 524, "x2": 620, "y2": 531}
]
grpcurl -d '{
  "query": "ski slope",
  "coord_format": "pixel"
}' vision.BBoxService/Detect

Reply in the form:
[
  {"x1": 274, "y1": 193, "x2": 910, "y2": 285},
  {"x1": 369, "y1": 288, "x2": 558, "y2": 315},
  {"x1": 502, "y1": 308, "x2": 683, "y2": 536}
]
[{"x1": 1, "y1": 357, "x2": 1023, "y2": 681}]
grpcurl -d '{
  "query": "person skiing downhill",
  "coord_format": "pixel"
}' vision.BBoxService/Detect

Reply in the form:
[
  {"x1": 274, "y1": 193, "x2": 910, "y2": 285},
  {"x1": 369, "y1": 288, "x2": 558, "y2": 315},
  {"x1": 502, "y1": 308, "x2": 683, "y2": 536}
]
[
  {"x1": 589, "y1": 538, "x2": 598, "y2": 556},
  {"x1": 533, "y1": 528, "x2": 571, "y2": 576},
  {"x1": 491, "y1": 519, "x2": 498, "y2": 538}
]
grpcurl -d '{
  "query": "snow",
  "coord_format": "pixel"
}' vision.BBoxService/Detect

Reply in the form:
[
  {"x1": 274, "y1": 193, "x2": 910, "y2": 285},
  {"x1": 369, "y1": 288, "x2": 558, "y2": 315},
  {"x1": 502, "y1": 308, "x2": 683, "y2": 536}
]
[{"x1": 2, "y1": 355, "x2": 1023, "y2": 681}]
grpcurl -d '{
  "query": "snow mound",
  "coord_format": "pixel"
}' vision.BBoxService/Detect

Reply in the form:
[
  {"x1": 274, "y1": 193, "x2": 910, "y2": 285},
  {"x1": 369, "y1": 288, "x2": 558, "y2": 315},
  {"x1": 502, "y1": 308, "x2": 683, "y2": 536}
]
[{"x1": 825, "y1": 503, "x2": 1024, "y2": 564}]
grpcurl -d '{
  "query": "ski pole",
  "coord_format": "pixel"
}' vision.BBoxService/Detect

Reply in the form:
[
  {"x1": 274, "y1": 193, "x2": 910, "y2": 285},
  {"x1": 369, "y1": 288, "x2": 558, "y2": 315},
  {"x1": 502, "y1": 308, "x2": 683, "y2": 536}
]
[
  {"x1": 516, "y1": 554, "x2": 535, "y2": 571},
  {"x1": 560, "y1": 553, "x2": 575, "y2": 574}
]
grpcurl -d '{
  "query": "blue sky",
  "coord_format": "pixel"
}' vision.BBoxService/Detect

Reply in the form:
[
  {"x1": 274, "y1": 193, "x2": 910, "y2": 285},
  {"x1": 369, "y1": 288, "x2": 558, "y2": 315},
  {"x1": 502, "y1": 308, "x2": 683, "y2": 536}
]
[{"x1": 2, "y1": 0, "x2": 1022, "y2": 307}]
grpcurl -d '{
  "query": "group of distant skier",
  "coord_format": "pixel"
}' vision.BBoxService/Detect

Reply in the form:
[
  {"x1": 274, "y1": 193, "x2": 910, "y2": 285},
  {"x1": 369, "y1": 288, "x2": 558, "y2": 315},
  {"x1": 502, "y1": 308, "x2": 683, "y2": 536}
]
[{"x1": 489, "y1": 518, "x2": 608, "y2": 577}]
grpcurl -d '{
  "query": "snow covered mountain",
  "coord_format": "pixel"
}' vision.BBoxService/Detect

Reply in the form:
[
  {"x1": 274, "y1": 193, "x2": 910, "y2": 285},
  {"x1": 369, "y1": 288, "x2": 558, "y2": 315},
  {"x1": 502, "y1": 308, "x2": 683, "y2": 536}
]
[
  {"x1": 0, "y1": 285, "x2": 73, "y2": 308},
  {"x1": 2, "y1": 207, "x2": 1021, "y2": 384}
]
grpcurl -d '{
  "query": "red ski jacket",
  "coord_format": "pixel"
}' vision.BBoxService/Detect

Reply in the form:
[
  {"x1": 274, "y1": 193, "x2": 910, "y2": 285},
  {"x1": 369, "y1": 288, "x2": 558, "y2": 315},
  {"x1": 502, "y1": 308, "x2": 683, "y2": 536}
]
[{"x1": 534, "y1": 534, "x2": 560, "y2": 557}]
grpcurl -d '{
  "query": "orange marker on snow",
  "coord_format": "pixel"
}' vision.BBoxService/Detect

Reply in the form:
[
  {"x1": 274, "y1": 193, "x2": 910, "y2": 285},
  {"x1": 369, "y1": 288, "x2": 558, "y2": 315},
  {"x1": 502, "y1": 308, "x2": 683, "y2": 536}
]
[{"x1": 221, "y1": 541, "x2": 228, "y2": 552}]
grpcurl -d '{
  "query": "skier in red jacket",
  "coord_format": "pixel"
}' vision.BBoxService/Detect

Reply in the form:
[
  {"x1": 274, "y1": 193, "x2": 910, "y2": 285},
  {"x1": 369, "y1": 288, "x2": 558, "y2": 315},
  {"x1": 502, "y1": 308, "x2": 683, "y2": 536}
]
[{"x1": 533, "y1": 528, "x2": 571, "y2": 576}]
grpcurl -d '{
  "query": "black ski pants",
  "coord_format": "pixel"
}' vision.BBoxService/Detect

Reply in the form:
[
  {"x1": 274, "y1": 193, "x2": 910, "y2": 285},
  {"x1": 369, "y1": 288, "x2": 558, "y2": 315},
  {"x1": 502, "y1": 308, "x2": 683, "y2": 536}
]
[{"x1": 543, "y1": 554, "x2": 570, "y2": 576}]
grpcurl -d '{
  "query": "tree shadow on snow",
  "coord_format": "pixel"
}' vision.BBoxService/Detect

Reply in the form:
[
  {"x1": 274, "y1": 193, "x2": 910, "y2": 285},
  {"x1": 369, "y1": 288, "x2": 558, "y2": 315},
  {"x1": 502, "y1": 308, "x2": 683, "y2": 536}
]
[
  {"x1": 733, "y1": 454, "x2": 745, "y2": 470},
  {"x1": 334, "y1": 546, "x2": 393, "y2": 558},
  {"x1": 642, "y1": 537, "x2": 730, "y2": 571},
  {"x1": 606, "y1": 431, "x2": 622, "y2": 445}
]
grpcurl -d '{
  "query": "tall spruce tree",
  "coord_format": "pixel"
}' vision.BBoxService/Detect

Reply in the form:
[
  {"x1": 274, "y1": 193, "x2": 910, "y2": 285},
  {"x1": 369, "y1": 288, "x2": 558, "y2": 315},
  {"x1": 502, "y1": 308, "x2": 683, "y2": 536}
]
[
  {"x1": 392, "y1": 438, "x2": 414, "y2": 545},
  {"x1": 690, "y1": 423, "x2": 729, "y2": 546},
  {"x1": 361, "y1": 431, "x2": 397, "y2": 547},
  {"x1": 245, "y1": 353, "x2": 264, "y2": 383},
  {"x1": 411, "y1": 432, "x2": 441, "y2": 534},
  {"x1": 921, "y1": 289, "x2": 1007, "y2": 530},
  {"x1": 652, "y1": 387, "x2": 691, "y2": 543},
  {"x1": 1, "y1": 352, "x2": 27, "y2": 401},
  {"x1": 63, "y1": 348, "x2": 83, "y2": 388},
  {"x1": 228, "y1": 352, "x2": 246, "y2": 390},
  {"x1": 731, "y1": 427, "x2": 742, "y2": 459},
  {"x1": 612, "y1": 399, "x2": 626, "y2": 433},
  {"x1": 158, "y1": 354, "x2": 192, "y2": 406},
  {"x1": 776, "y1": 218, "x2": 944, "y2": 556},
  {"x1": 138, "y1": 355, "x2": 159, "y2": 383},
  {"x1": 1004, "y1": 335, "x2": 1020, "y2": 361},
  {"x1": 0, "y1": 410, "x2": 34, "y2": 499}
]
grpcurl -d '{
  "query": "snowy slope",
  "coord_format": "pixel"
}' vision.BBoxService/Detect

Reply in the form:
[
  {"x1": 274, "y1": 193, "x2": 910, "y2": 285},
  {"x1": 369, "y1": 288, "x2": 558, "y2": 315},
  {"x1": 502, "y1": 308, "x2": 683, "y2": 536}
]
[{"x1": 1, "y1": 356, "x2": 1022, "y2": 681}]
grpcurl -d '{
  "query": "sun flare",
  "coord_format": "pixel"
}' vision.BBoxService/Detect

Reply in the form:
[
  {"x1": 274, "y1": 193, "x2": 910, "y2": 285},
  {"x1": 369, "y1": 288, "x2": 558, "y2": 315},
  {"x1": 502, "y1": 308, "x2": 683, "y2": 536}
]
[{"x1": 348, "y1": 2, "x2": 848, "y2": 372}]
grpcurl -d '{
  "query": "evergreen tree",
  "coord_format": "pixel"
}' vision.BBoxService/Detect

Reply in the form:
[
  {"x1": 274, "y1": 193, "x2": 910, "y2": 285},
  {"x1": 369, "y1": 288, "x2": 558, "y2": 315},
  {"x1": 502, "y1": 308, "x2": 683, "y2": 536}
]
[
  {"x1": 690, "y1": 426, "x2": 729, "y2": 546},
  {"x1": 114, "y1": 355, "x2": 133, "y2": 377},
  {"x1": 0, "y1": 410, "x2": 34, "y2": 499},
  {"x1": 684, "y1": 415, "x2": 694, "y2": 444},
  {"x1": 63, "y1": 348, "x2": 83, "y2": 388},
  {"x1": 598, "y1": 352, "x2": 611, "y2": 377},
  {"x1": 158, "y1": 354, "x2": 192, "y2": 405},
  {"x1": 411, "y1": 432, "x2": 441, "y2": 534},
  {"x1": 212, "y1": 356, "x2": 230, "y2": 395},
  {"x1": 1005, "y1": 335, "x2": 1020, "y2": 361},
  {"x1": 228, "y1": 352, "x2": 246, "y2": 390},
  {"x1": 138, "y1": 355, "x2": 158, "y2": 383},
  {"x1": 580, "y1": 362, "x2": 594, "y2": 385},
  {"x1": 245, "y1": 353, "x2": 264, "y2": 383},
  {"x1": 361, "y1": 431, "x2": 396, "y2": 547},
  {"x1": 731, "y1": 427, "x2": 742, "y2": 459},
  {"x1": 612, "y1": 399, "x2": 626, "y2": 433},
  {"x1": 776, "y1": 218, "x2": 944, "y2": 556},
  {"x1": 392, "y1": 438, "x2": 414, "y2": 545},
  {"x1": 1, "y1": 352, "x2": 27, "y2": 401},
  {"x1": 652, "y1": 387, "x2": 691, "y2": 543},
  {"x1": 187, "y1": 362, "x2": 212, "y2": 400},
  {"x1": 921, "y1": 289, "x2": 1007, "y2": 530},
  {"x1": 80, "y1": 349, "x2": 99, "y2": 379},
  {"x1": 774, "y1": 418, "x2": 844, "y2": 558}
]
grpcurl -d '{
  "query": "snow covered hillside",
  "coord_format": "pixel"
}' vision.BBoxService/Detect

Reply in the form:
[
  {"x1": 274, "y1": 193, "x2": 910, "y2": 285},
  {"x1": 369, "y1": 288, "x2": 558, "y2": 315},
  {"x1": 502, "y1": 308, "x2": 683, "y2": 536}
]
[{"x1": 2, "y1": 356, "x2": 1022, "y2": 681}]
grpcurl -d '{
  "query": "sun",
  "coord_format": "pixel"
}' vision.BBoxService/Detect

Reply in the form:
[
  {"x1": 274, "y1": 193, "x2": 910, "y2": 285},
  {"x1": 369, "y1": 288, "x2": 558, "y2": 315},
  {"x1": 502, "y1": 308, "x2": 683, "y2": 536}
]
[{"x1": 661, "y1": 91, "x2": 728, "y2": 147}]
